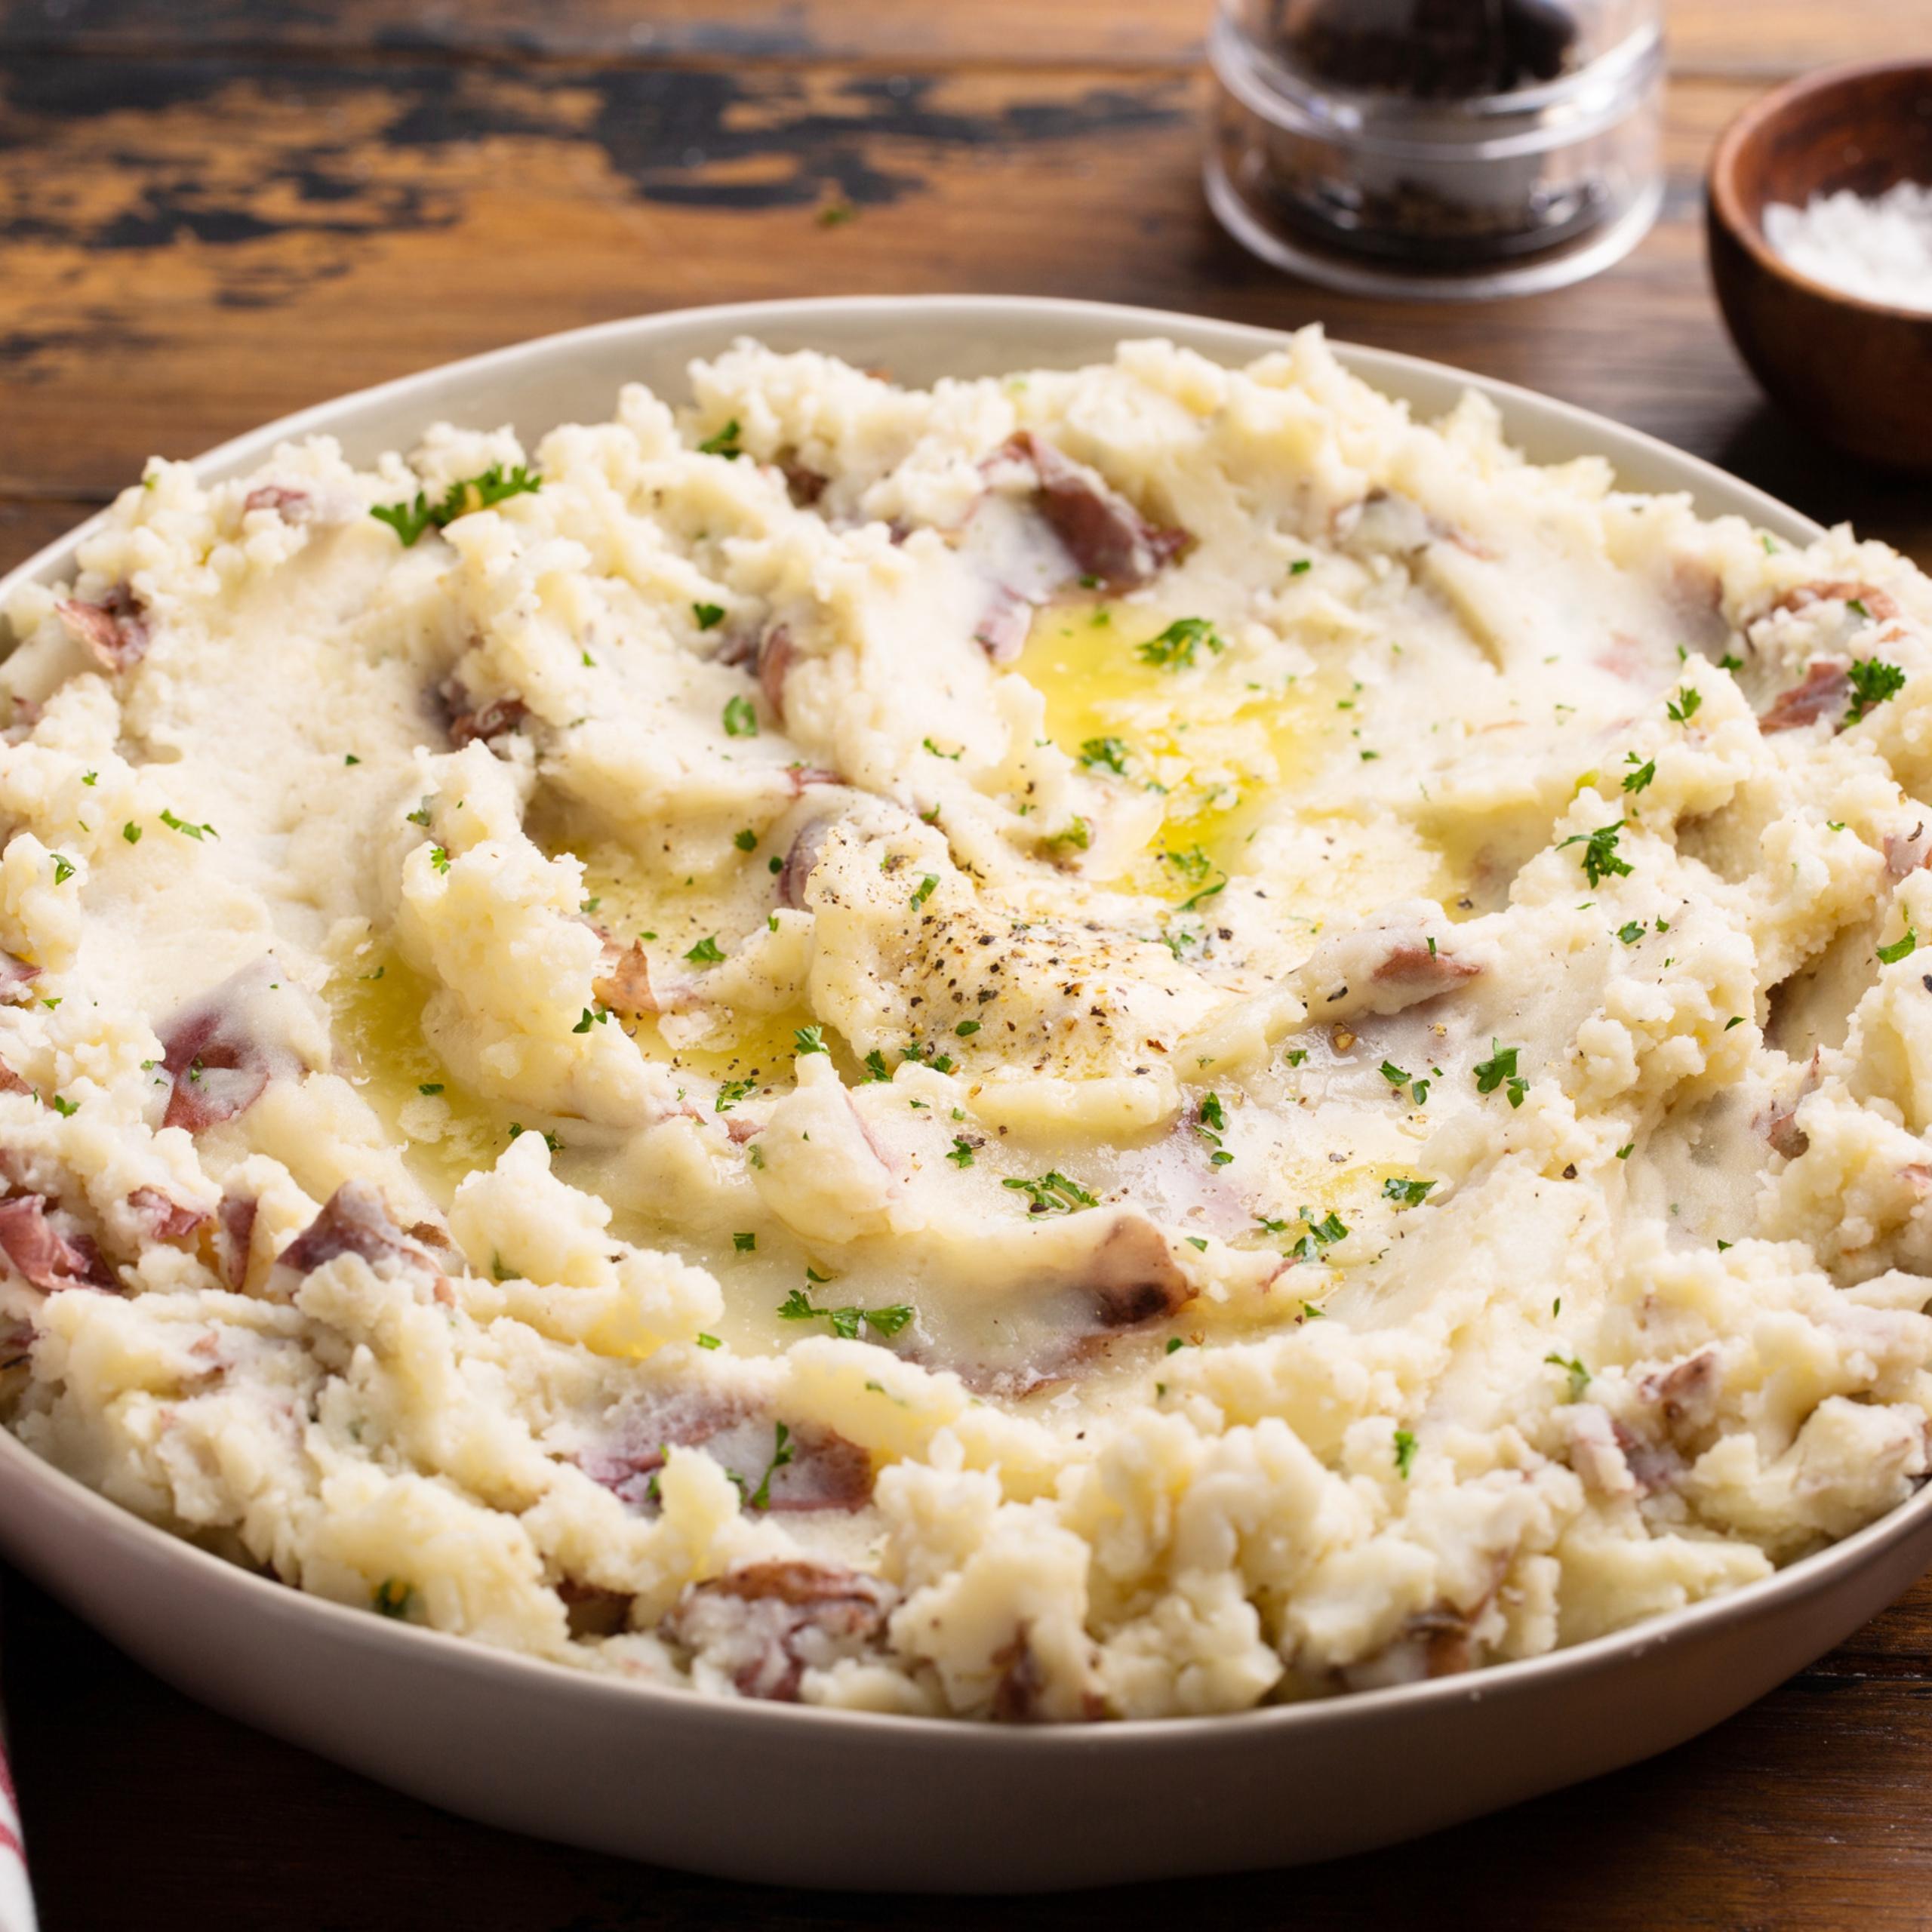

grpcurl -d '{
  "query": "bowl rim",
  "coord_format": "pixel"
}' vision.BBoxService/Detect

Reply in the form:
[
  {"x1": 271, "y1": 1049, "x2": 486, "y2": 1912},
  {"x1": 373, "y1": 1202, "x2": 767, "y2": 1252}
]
[
  {"x1": 1709, "y1": 55, "x2": 1932, "y2": 324},
  {"x1": 1, "y1": 289, "x2": 1892, "y2": 1754}
]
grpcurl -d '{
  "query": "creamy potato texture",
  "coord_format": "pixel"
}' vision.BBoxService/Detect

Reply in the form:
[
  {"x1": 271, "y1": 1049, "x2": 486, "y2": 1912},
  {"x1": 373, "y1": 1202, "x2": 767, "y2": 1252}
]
[{"x1": 4, "y1": 332, "x2": 1932, "y2": 1718}]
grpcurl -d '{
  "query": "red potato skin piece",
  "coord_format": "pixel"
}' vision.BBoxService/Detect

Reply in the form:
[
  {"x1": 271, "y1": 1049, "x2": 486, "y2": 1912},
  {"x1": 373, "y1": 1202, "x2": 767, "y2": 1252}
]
[
  {"x1": 1758, "y1": 659, "x2": 1851, "y2": 734},
  {"x1": 592, "y1": 941, "x2": 659, "y2": 1019},
  {"x1": 0, "y1": 1194, "x2": 115, "y2": 1292},
  {"x1": 1084, "y1": 1216, "x2": 1192, "y2": 1329},
  {"x1": 277, "y1": 1180, "x2": 433, "y2": 1275},
  {"x1": 758, "y1": 625, "x2": 794, "y2": 722},
  {"x1": 446, "y1": 691, "x2": 530, "y2": 749},
  {"x1": 1773, "y1": 580, "x2": 1899, "y2": 625},
  {"x1": 1003, "y1": 432, "x2": 1190, "y2": 591},
  {"x1": 242, "y1": 485, "x2": 310, "y2": 518},
  {"x1": 661, "y1": 1560, "x2": 893, "y2": 1703},
  {"x1": 128, "y1": 1187, "x2": 211, "y2": 1244},
  {"x1": 159, "y1": 997, "x2": 270, "y2": 1134},
  {"x1": 0, "y1": 950, "x2": 41, "y2": 1007},
  {"x1": 583, "y1": 1392, "x2": 875, "y2": 1515},
  {"x1": 218, "y1": 1194, "x2": 257, "y2": 1289},
  {"x1": 973, "y1": 585, "x2": 1032, "y2": 664},
  {"x1": 55, "y1": 587, "x2": 149, "y2": 672},
  {"x1": 1371, "y1": 943, "x2": 1478, "y2": 991}
]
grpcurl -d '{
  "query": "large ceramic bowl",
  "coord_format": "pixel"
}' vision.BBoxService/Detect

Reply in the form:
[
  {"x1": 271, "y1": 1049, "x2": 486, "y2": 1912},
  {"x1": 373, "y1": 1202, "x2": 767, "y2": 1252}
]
[{"x1": 0, "y1": 297, "x2": 1917, "y2": 1895}]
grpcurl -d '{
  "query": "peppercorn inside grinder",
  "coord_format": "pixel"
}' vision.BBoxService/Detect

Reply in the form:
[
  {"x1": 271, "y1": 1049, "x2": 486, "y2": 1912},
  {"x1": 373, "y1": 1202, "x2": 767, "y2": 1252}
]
[{"x1": 1207, "y1": 0, "x2": 1665, "y2": 299}]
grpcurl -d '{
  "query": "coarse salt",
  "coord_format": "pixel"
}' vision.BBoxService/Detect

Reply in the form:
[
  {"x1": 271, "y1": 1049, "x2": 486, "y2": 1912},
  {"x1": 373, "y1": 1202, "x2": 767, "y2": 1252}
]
[{"x1": 1762, "y1": 180, "x2": 1932, "y2": 312}]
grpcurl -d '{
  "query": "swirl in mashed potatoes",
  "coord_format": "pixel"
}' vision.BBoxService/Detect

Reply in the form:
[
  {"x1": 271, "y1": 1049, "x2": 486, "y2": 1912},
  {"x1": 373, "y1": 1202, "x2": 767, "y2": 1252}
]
[{"x1": 2, "y1": 331, "x2": 1931, "y2": 1718}]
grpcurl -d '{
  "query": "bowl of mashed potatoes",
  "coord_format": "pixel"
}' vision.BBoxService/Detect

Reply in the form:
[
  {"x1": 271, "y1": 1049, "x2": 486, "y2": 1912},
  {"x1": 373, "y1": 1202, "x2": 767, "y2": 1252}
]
[{"x1": 1, "y1": 296, "x2": 1929, "y2": 1889}]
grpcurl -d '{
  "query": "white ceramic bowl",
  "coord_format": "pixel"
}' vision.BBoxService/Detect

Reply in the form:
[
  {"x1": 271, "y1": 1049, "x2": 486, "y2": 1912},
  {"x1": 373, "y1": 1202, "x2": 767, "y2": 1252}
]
[{"x1": 2, "y1": 297, "x2": 1915, "y2": 1895}]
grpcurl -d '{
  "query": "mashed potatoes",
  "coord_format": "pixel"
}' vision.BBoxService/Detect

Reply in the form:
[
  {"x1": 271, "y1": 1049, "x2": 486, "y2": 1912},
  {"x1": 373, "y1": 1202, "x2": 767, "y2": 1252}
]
[{"x1": 2, "y1": 331, "x2": 1930, "y2": 1719}]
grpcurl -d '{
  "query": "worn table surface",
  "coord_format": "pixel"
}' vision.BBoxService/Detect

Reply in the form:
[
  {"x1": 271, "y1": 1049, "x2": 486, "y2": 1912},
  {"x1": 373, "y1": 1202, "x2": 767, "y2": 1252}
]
[{"x1": 5, "y1": 2, "x2": 1932, "y2": 1926}]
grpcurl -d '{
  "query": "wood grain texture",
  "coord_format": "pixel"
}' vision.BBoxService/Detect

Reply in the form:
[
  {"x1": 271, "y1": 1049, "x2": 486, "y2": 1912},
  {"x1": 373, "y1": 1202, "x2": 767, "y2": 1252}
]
[
  {"x1": 0, "y1": 0, "x2": 1915, "y2": 76},
  {"x1": 5, "y1": 4, "x2": 1932, "y2": 1927}
]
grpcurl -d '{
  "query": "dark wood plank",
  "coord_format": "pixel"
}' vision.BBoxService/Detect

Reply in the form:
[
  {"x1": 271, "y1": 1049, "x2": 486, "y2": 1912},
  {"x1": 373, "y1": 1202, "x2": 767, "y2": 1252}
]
[
  {"x1": 0, "y1": 0, "x2": 1910, "y2": 78},
  {"x1": 9, "y1": 1561, "x2": 1932, "y2": 1932}
]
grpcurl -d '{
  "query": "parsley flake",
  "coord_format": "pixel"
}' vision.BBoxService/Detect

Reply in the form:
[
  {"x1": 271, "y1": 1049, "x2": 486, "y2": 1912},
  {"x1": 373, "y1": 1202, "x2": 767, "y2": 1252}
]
[
  {"x1": 722, "y1": 694, "x2": 758, "y2": 738},
  {"x1": 1137, "y1": 617, "x2": 1223, "y2": 669},
  {"x1": 685, "y1": 934, "x2": 725, "y2": 964},
  {"x1": 1558, "y1": 820, "x2": 1632, "y2": 887},
  {"x1": 371, "y1": 463, "x2": 541, "y2": 546},
  {"x1": 1847, "y1": 658, "x2": 1907, "y2": 724},
  {"x1": 1003, "y1": 1171, "x2": 1097, "y2": 1215}
]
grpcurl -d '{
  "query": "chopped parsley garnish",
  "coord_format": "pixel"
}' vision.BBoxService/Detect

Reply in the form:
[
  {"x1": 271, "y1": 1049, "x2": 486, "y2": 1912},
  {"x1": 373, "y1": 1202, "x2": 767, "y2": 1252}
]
[
  {"x1": 1622, "y1": 754, "x2": 1655, "y2": 794},
  {"x1": 1724, "y1": 1014, "x2": 1746, "y2": 1029},
  {"x1": 1045, "y1": 818, "x2": 1091, "y2": 851},
  {"x1": 733, "y1": 1231, "x2": 756, "y2": 1252},
  {"x1": 695, "y1": 1333, "x2": 722, "y2": 1349},
  {"x1": 1177, "y1": 873, "x2": 1227, "y2": 913},
  {"x1": 51, "y1": 854, "x2": 74, "y2": 884},
  {"x1": 793, "y1": 1024, "x2": 829, "y2": 1055},
  {"x1": 1878, "y1": 928, "x2": 1918, "y2": 966},
  {"x1": 955, "y1": 1020, "x2": 980, "y2": 1037},
  {"x1": 1136, "y1": 617, "x2": 1223, "y2": 669},
  {"x1": 1379, "y1": 1060, "x2": 1410, "y2": 1086},
  {"x1": 1616, "y1": 1143, "x2": 1633, "y2": 1159},
  {"x1": 1558, "y1": 820, "x2": 1632, "y2": 888},
  {"x1": 571, "y1": 1006, "x2": 609, "y2": 1033},
  {"x1": 693, "y1": 601, "x2": 726, "y2": 631},
  {"x1": 1255, "y1": 1214, "x2": 1290, "y2": 1235},
  {"x1": 1473, "y1": 1041, "x2": 1527, "y2": 1107},
  {"x1": 158, "y1": 808, "x2": 217, "y2": 841},
  {"x1": 1289, "y1": 558, "x2": 1312, "y2": 576},
  {"x1": 777, "y1": 1290, "x2": 913, "y2": 1342},
  {"x1": 406, "y1": 800, "x2": 432, "y2": 826},
  {"x1": 863, "y1": 1050, "x2": 891, "y2": 1081},
  {"x1": 722, "y1": 694, "x2": 758, "y2": 738},
  {"x1": 1186, "y1": 1235, "x2": 1208, "y2": 1251},
  {"x1": 746, "y1": 1423, "x2": 793, "y2": 1511},
  {"x1": 1285, "y1": 1049, "x2": 1308, "y2": 1068},
  {"x1": 910, "y1": 875, "x2": 938, "y2": 909},
  {"x1": 946, "y1": 1137, "x2": 975, "y2": 1167},
  {"x1": 1382, "y1": 1177, "x2": 1435, "y2": 1208},
  {"x1": 921, "y1": 737, "x2": 961, "y2": 761},
  {"x1": 734, "y1": 827, "x2": 758, "y2": 852},
  {"x1": 81, "y1": 771, "x2": 97, "y2": 786},
  {"x1": 428, "y1": 844, "x2": 451, "y2": 875},
  {"x1": 344, "y1": 753, "x2": 361, "y2": 766},
  {"x1": 1545, "y1": 1351, "x2": 1590, "y2": 1400},
  {"x1": 1617, "y1": 921, "x2": 1647, "y2": 944},
  {"x1": 48, "y1": 1094, "x2": 77, "y2": 1117},
  {"x1": 1666, "y1": 686, "x2": 1702, "y2": 724},
  {"x1": 697, "y1": 419, "x2": 743, "y2": 458},
  {"x1": 372, "y1": 1579, "x2": 414, "y2": 1620},
  {"x1": 1194, "y1": 1092, "x2": 1234, "y2": 1166},
  {"x1": 1847, "y1": 657, "x2": 1907, "y2": 724},
  {"x1": 1003, "y1": 1171, "x2": 1097, "y2": 1215},
  {"x1": 1079, "y1": 737, "x2": 1128, "y2": 774},
  {"x1": 417, "y1": 1082, "x2": 444, "y2": 1096},
  {"x1": 371, "y1": 463, "x2": 542, "y2": 546},
  {"x1": 714, "y1": 1078, "x2": 755, "y2": 1113},
  {"x1": 685, "y1": 934, "x2": 725, "y2": 964},
  {"x1": 122, "y1": 822, "x2": 140, "y2": 844},
  {"x1": 1393, "y1": 1429, "x2": 1417, "y2": 1479},
  {"x1": 1847, "y1": 597, "x2": 1870, "y2": 620}
]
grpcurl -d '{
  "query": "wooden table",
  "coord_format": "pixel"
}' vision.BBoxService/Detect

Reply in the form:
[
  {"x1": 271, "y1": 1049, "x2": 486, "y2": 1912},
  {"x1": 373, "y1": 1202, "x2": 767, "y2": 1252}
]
[{"x1": 5, "y1": 4, "x2": 1932, "y2": 1924}]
